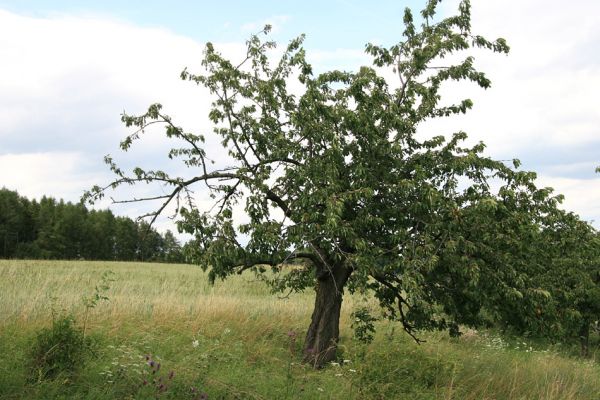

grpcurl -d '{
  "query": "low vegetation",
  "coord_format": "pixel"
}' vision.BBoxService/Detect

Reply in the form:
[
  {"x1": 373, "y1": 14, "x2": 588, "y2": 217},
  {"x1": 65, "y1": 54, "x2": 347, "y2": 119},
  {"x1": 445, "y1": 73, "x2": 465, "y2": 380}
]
[{"x1": 1, "y1": 260, "x2": 599, "y2": 399}]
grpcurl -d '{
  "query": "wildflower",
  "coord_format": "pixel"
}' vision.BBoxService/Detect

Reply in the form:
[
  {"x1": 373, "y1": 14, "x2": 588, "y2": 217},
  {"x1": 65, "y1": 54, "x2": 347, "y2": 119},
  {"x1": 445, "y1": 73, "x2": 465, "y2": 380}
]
[
  {"x1": 317, "y1": 387, "x2": 324, "y2": 392},
  {"x1": 349, "y1": 369, "x2": 357, "y2": 373},
  {"x1": 192, "y1": 339, "x2": 200, "y2": 348},
  {"x1": 330, "y1": 361, "x2": 340, "y2": 367}
]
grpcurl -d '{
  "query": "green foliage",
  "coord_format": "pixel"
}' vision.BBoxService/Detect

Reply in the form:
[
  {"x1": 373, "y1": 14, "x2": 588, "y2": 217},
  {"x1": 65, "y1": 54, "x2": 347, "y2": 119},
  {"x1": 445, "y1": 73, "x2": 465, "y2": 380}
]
[
  {"x1": 84, "y1": 0, "x2": 599, "y2": 361},
  {"x1": 0, "y1": 188, "x2": 184, "y2": 262},
  {"x1": 532, "y1": 212, "x2": 600, "y2": 350},
  {"x1": 82, "y1": 270, "x2": 115, "y2": 310},
  {"x1": 29, "y1": 315, "x2": 88, "y2": 381},
  {"x1": 0, "y1": 187, "x2": 36, "y2": 258},
  {"x1": 351, "y1": 307, "x2": 377, "y2": 344}
]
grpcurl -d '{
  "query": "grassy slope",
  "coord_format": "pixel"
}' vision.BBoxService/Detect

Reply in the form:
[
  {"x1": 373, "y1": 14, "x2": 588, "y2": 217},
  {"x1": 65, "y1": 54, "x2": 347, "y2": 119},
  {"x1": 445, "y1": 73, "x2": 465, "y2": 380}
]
[{"x1": 0, "y1": 260, "x2": 599, "y2": 399}]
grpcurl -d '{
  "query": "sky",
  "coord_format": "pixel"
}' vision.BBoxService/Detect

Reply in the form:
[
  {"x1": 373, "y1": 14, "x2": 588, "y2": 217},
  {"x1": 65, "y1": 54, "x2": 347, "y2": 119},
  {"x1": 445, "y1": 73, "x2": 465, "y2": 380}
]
[{"x1": 0, "y1": 0, "x2": 599, "y2": 234}]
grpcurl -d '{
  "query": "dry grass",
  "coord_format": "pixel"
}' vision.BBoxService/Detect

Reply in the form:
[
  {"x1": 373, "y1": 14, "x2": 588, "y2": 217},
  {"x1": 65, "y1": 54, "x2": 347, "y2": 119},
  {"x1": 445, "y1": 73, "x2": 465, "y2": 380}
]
[
  {"x1": 0, "y1": 260, "x2": 325, "y2": 326},
  {"x1": 1, "y1": 259, "x2": 600, "y2": 399}
]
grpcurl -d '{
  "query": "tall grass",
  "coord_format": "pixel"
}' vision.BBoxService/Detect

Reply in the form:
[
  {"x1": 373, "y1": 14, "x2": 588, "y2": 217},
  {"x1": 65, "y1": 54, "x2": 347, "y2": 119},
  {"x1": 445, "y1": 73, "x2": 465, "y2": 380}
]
[
  {"x1": 0, "y1": 260, "x2": 321, "y2": 327},
  {"x1": 1, "y1": 259, "x2": 599, "y2": 399}
]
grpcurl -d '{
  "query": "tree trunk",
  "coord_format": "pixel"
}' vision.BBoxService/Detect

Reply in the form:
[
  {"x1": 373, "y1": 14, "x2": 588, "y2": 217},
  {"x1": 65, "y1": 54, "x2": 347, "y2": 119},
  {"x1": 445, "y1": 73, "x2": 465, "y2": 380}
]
[
  {"x1": 580, "y1": 321, "x2": 590, "y2": 357},
  {"x1": 303, "y1": 265, "x2": 351, "y2": 368}
]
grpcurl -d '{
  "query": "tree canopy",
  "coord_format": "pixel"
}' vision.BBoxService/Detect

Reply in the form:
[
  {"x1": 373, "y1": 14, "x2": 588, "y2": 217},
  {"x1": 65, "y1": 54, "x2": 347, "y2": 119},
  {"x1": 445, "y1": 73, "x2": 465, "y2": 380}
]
[
  {"x1": 0, "y1": 188, "x2": 184, "y2": 263},
  {"x1": 85, "y1": 0, "x2": 599, "y2": 367}
]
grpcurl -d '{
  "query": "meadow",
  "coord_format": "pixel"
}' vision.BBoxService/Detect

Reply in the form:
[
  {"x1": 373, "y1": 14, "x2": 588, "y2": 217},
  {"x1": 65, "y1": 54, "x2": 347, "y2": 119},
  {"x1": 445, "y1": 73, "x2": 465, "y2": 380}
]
[{"x1": 1, "y1": 260, "x2": 599, "y2": 399}]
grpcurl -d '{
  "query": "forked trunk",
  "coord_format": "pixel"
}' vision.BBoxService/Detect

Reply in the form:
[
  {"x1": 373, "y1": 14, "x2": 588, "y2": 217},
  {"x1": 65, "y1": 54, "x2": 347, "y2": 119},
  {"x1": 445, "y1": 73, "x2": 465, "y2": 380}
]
[{"x1": 303, "y1": 265, "x2": 351, "y2": 368}]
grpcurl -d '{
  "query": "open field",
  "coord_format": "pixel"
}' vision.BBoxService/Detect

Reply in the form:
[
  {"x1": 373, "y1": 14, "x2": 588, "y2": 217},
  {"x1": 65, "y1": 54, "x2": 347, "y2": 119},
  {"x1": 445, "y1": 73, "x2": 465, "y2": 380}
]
[{"x1": 1, "y1": 260, "x2": 600, "y2": 399}]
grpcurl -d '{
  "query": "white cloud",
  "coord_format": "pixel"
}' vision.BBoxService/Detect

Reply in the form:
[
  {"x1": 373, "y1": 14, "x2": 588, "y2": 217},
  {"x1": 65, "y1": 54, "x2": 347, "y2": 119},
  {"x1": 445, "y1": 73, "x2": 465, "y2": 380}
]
[
  {"x1": 432, "y1": 0, "x2": 600, "y2": 155},
  {"x1": 307, "y1": 48, "x2": 370, "y2": 72},
  {"x1": 0, "y1": 2, "x2": 599, "y2": 230},
  {"x1": 0, "y1": 9, "x2": 239, "y2": 235},
  {"x1": 0, "y1": 12, "x2": 224, "y2": 171},
  {"x1": 0, "y1": 9, "x2": 216, "y2": 154},
  {"x1": 240, "y1": 15, "x2": 290, "y2": 34},
  {"x1": 404, "y1": 0, "x2": 600, "y2": 227},
  {"x1": 537, "y1": 175, "x2": 600, "y2": 226},
  {"x1": 0, "y1": 152, "x2": 100, "y2": 201}
]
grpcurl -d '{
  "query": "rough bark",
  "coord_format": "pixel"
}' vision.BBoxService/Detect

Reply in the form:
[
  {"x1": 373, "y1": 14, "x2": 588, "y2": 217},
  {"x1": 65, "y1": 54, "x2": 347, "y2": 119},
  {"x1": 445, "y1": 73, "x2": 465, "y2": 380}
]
[{"x1": 303, "y1": 265, "x2": 352, "y2": 368}]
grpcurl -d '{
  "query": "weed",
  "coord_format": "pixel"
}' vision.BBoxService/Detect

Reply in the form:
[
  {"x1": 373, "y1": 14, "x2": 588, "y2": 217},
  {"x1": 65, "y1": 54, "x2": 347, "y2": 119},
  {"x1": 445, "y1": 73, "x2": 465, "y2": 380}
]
[
  {"x1": 29, "y1": 315, "x2": 88, "y2": 382},
  {"x1": 81, "y1": 270, "x2": 114, "y2": 339},
  {"x1": 351, "y1": 307, "x2": 377, "y2": 344},
  {"x1": 28, "y1": 269, "x2": 114, "y2": 383},
  {"x1": 138, "y1": 354, "x2": 173, "y2": 397}
]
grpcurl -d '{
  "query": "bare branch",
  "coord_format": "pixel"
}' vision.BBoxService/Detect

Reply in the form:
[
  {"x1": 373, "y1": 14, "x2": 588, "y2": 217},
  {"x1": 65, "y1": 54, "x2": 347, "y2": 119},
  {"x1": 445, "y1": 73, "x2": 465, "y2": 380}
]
[{"x1": 110, "y1": 194, "x2": 171, "y2": 204}]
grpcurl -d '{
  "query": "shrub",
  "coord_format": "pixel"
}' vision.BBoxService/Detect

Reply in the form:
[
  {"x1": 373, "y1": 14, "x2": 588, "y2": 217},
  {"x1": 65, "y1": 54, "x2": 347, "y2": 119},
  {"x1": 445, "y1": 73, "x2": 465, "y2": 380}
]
[{"x1": 29, "y1": 315, "x2": 88, "y2": 381}]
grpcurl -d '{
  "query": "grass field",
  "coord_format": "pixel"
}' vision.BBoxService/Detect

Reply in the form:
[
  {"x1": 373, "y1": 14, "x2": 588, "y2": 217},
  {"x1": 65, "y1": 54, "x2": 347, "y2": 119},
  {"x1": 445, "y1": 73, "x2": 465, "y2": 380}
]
[{"x1": 1, "y1": 260, "x2": 600, "y2": 399}]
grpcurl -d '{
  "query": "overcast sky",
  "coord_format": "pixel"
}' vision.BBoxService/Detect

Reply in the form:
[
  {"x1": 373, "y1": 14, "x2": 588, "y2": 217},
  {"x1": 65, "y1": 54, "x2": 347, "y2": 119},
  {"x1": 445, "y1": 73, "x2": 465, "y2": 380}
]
[{"x1": 0, "y1": 0, "x2": 599, "y2": 233}]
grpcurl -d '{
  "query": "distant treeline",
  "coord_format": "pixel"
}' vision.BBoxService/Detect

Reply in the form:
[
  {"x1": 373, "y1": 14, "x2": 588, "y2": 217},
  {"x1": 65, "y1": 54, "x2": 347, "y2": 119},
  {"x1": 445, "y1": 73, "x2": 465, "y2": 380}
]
[{"x1": 0, "y1": 188, "x2": 185, "y2": 262}]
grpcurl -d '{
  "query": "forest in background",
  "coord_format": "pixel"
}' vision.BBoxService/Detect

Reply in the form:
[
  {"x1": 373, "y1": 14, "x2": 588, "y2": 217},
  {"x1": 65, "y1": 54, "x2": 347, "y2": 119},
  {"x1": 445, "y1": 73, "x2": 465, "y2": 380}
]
[{"x1": 0, "y1": 188, "x2": 185, "y2": 262}]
